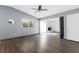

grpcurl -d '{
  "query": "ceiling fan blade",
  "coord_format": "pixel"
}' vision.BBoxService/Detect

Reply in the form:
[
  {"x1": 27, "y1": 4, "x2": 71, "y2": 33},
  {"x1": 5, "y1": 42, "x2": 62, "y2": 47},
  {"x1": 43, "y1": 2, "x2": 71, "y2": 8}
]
[
  {"x1": 41, "y1": 9, "x2": 48, "y2": 11},
  {"x1": 35, "y1": 11, "x2": 41, "y2": 13},
  {"x1": 35, "y1": 11, "x2": 38, "y2": 13},
  {"x1": 32, "y1": 5, "x2": 48, "y2": 13},
  {"x1": 32, "y1": 8, "x2": 38, "y2": 10}
]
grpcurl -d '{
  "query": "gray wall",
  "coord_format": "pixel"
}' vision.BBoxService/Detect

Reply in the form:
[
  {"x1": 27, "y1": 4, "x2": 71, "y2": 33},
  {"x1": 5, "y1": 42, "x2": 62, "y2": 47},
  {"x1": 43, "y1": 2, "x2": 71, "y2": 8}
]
[{"x1": 0, "y1": 6, "x2": 39, "y2": 39}]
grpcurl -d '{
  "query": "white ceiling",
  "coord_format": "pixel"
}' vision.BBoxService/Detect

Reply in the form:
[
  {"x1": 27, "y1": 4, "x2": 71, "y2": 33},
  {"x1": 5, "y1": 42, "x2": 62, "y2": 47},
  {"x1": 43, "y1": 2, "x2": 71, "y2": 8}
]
[{"x1": 7, "y1": 5, "x2": 79, "y2": 18}]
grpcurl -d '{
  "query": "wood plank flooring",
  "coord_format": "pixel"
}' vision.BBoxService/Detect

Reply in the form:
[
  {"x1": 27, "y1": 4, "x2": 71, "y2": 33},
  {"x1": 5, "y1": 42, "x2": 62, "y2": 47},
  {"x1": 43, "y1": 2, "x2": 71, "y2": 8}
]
[{"x1": 0, "y1": 33, "x2": 79, "y2": 53}]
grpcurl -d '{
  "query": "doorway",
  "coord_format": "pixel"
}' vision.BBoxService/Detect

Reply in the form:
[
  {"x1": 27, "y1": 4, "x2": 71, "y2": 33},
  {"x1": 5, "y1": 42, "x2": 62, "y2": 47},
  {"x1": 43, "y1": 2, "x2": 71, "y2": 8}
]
[
  {"x1": 39, "y1": 17, "x2": 64, "y2": 39},
  {"x1": 60, "y1": 16, "x2": 64, "y2": 39},
  {"x1": 40, "y1": 21, "x2": 46, "y2": 33}
]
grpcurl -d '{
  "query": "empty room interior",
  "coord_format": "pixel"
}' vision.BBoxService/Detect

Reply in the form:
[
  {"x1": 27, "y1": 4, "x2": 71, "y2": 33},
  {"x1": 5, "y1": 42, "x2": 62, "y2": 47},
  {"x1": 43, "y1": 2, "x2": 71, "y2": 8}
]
[{"x1": 0, "y1": 5, "x2": 79, "y2": 53}]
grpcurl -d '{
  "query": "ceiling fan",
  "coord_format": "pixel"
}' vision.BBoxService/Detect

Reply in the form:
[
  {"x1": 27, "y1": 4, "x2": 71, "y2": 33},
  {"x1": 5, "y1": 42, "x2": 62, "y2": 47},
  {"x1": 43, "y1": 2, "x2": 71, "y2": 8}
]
[{"x1": 32, "y1": 5, "x2": 48, "y2": 13}]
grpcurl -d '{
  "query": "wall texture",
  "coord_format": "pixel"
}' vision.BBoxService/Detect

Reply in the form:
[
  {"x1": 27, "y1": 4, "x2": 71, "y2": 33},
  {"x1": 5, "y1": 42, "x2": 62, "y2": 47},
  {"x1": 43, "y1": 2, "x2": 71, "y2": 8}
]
[
  {"x1": 0, "y1": 6, "x2": 39, "y2": 39},
  {"x1": 65, "y1": 13, "x2": 79, "y2": 42}
]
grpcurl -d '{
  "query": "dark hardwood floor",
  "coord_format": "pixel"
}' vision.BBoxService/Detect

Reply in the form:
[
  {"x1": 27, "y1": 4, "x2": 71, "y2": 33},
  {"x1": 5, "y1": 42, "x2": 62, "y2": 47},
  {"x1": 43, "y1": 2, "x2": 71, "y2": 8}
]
[{"x1": 0, "y1": 33, "x2": 79, "y2": 53}]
